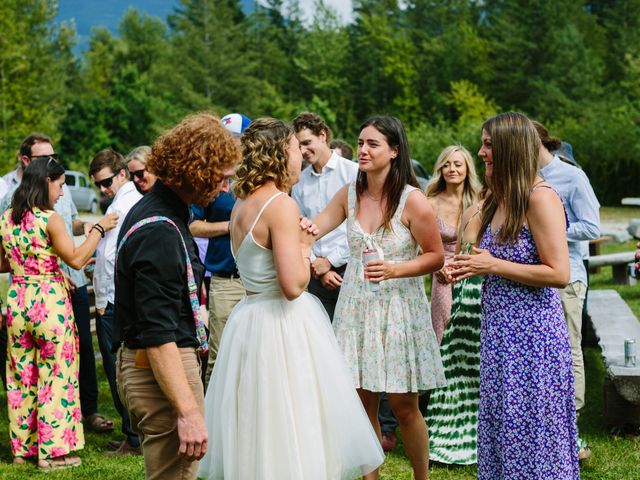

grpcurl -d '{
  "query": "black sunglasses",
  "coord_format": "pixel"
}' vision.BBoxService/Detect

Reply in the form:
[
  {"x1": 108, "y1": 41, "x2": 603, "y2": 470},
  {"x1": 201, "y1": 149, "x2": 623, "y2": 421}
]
[
  {"x1": 94, "y1": 172, "x2": 118, "y2": 189},
  {"x1": 31, "y1": 153, "x2": 59, "y2": 162},
  {"x1": 129, "y1": 168, "x2": 146, "y2": 180}
]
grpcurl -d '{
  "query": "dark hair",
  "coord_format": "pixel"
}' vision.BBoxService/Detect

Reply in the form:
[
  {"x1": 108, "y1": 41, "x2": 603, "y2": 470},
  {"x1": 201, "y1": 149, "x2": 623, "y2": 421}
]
[
  {"x1": 89, "y1": 148, "x2": 127, "y2": 177},
  {"x1": 531, "y1": 120, "x2": 562, "y2": 152},
  {"x1": 292, "y1": 112, "x2": 333, "y2": 144},
  {"x1": 19, "y1": 133, "x2": 52, "y2": 158},
  {"x1": 356, "y1": 116, "x2": 419, "y2": 232},
  {"x1": 11, "y1": 157, "x2": 65, "y2": 225},
  {"x1": 330, "y1": 139, "x2": 353, "y2": 160}
]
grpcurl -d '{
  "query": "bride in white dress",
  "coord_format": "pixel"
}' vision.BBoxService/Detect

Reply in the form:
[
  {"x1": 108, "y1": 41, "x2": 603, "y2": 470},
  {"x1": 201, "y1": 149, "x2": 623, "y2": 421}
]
[{"x1": 198, "y1": 118, "x2": 384, "y2": 480}]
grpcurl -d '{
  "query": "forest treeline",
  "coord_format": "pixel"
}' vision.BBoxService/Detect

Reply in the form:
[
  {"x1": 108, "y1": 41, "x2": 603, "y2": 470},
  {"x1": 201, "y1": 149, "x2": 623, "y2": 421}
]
[{"x1": 1, "y1": 0, "x2": 639, "y2": 204}]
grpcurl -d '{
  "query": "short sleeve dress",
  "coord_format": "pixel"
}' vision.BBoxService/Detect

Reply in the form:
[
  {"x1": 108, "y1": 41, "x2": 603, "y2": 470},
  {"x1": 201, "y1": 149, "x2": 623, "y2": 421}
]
[{"x1": 333, "y1": 183, "x2": 445, "y2": 393}]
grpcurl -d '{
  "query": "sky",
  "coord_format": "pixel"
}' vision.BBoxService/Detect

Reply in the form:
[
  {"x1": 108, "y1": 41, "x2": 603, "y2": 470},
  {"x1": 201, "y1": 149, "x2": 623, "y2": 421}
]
[{"x1": 296, "y1": 0, "x2": 353, "y2": 24}]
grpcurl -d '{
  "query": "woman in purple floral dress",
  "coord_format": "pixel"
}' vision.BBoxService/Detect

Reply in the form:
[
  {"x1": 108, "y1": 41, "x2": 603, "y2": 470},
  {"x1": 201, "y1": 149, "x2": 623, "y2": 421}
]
[
  {"x1": 1, "y1": 157, "x2": 116, "y2": 470},
  {"x1": 451, "y1": 112, "x2": 579, "y2": 479}
]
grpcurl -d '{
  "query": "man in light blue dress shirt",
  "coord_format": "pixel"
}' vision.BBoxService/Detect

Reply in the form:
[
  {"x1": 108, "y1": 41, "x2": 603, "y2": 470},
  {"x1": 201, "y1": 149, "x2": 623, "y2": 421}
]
[
  {"x1": 536, "y1": 123, "x2": 600, "y2": 460},
  {"x1": 292, "y1": 112, "x2": 358, "y2": 321}
]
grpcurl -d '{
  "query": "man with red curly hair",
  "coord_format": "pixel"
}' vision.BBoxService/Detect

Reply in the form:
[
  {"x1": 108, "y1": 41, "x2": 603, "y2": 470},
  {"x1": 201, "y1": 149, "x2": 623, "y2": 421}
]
[{"x1": 113, "y1": 113, "x2": 240, "y2": 479}]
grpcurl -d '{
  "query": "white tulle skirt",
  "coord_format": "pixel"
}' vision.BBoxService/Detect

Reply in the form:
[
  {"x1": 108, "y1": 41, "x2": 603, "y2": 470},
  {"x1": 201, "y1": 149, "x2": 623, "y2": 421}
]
[{"x1": 198, "y1": 290, "x2": 384, "y2": 480}]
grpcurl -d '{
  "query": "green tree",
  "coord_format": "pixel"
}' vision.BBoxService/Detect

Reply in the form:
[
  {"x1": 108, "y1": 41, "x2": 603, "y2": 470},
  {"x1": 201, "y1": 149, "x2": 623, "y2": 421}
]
[
  {"x1": 0, "y1": 0, "x2": 74, "y2": 170},
  {"x1": 347, "y1": 0, "x2": 421, "y2": 131},
  {"x1": 292, "y1": 1, "x2": 350, "y2": 128}
]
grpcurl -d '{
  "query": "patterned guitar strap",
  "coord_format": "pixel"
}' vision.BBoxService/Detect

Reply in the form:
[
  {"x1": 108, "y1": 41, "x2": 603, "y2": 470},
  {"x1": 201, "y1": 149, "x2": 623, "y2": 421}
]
[{"x1": 115, "y1": 216, "x2": 208, "y2": 354}]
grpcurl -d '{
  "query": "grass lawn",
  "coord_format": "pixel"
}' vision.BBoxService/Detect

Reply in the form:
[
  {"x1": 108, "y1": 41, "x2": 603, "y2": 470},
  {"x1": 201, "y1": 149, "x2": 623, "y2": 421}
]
[{"x1": 0, "y1": 207, "x2": 638, "y2": 478}]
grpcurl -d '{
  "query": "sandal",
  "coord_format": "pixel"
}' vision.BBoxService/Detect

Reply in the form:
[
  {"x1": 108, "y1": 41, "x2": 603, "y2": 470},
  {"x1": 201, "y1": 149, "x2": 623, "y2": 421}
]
[
  {"x1": 38, "y1": 455, "x2": 82, "y2": 471},
  {"x1": 84, "y1": 413, "x2": 114, "y2": 433}
]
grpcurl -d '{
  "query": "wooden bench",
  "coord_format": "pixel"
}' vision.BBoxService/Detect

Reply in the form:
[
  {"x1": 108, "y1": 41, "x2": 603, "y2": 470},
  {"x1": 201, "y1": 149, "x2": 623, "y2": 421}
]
[
  {"x1": 587, "y1": 290, "x2": 640, "y2": 430},
  {"x1": 588, "y1": 251, "x2": 636, "y2": 284},
  {"x1": 621, "y1": 198, "x2": 640, "y2": 207}
]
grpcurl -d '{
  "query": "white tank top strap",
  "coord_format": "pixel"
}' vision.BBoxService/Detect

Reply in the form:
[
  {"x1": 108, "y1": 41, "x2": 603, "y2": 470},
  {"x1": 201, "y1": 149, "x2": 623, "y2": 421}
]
[
  {"x1": 248, "y1": 191, "x2": 285, "y2": 234},
  {"x1": 347, "y1": 182, "x2": 357, "y2": 218},
  {"x1": 393, "y1": 185, "x2": 417, "y2": 221}
]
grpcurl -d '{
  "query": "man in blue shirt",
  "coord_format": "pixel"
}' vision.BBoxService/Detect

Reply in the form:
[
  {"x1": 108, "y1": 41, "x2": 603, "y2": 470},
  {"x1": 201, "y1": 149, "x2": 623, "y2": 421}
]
[
  {"x1": 536, "y1": 122, "x2": 600, "y2": 460},
  {"x1": 190, "y1": 113, "x2": 250, "y2": 386}
]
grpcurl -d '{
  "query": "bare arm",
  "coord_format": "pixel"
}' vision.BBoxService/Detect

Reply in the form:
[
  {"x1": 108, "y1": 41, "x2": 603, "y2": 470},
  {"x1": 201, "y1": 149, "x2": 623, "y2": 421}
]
[
  {"x1": 0, "y1": 244, "x2": 10, "y2": 273},
  {"x1": 267, "y1": 195, "x2": 313, "y2": 300},
  {"x1": 189, "y1": 220, "x2": 229, "y2": 238},
  {"x1": 365, "y1": 190, "x2": 444, "y2": 281},
  {"x1": 147, "y1": 343, "x2": 207, "y2": 461},
  {"x1": 451, "y1": 187, "x2": 569, "y2": 288},
  {"x1": 311, "y1": 184, "x2": 349, "y2": 239},
  {"x1": 48, "y1": 212, "x2": 118, "y2": 269}
]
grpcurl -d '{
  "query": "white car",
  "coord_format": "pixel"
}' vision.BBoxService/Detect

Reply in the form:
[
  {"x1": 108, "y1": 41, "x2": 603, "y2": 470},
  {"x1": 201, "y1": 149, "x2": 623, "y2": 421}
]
[{"x1": 65, "y1": 170, "x2": 98, "y2": 213}]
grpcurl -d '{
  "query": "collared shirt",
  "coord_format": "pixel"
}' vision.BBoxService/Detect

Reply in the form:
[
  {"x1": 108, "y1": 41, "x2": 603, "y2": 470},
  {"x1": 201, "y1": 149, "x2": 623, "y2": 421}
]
[
  {"x1": 94, "y1": 181, "x2": 142, "y2": 309},
  {"x1": 191, "y1": 191, "x2": 236, "y2": 276},
  {"x1": 2, "y1": 168, "x2": 20, "y2": 190},
  {"x1": 114, "y1": 181, "x2": 204, "y2": 350},
  {"x1": 0, "y1": 180, "x2": 88, "y2": 287},
  {"x1": 540, "y1": 155, "x2": 600, "y2": 285},
  {"x1": 291, "y1": 152, "x2": 358, "y2": 268}
]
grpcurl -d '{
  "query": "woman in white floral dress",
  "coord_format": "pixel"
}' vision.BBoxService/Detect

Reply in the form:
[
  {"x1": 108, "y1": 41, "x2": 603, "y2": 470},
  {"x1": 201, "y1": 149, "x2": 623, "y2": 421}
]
[{"x1": 313, "y1": 116, "x2": 446, "y2": 479}]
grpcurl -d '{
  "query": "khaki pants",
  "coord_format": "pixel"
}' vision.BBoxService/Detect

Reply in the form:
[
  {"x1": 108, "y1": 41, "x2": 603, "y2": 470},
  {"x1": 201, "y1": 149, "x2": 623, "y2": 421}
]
[
  {"x1": 560, "y1": 281, "x2": 587, "y2": 411},
  {"x1": 116, "y1": 347, "x2": 204, "y2": 480},
  {"x1": 204, "y1": 275, "x2": 245, "y2": 386}
]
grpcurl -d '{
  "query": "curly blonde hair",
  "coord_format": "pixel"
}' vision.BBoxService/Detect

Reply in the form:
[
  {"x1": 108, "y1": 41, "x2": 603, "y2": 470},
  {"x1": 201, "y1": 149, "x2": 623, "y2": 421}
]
[
  {"x1": 148, "y1": 113, "x2": 241, "y2": 201},
  {"x1": 232, "y1": 117, "x2": 294, "y2": 199}
]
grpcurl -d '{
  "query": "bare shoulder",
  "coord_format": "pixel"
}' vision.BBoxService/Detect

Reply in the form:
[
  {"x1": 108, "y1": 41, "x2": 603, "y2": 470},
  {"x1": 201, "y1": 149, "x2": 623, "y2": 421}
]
[
  {"x1": 47, "y1": 211, "x2": 64, "y2": 228},
  {"x1": 262, "y1": 193, "x2": 299, "y2": 223},
  {"x1": 529, "y1": 183, "x2": 562, "y2": 211},
  {"x1": 406, "y1": 188, "x2": 432, "y2": 213}
]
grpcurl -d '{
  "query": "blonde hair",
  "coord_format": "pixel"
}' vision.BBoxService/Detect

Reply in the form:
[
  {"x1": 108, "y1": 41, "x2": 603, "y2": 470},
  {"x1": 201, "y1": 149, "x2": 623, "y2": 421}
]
[
  {"x1": 232, "y1": 117, "x2": 294, "y2": 199},
  {"x1": 479, "y1": 112, "x2": 540, "y2": 243},
  {"x1": 125, "y1": 145, "x2": 151, "y2": 165},
  {"x1": 425, "y1": 145, "x2": 480, "y2": 212}
]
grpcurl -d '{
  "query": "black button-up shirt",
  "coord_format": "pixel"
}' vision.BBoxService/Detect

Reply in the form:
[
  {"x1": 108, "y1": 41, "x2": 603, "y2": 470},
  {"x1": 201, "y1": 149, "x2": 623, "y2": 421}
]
[{"x1": 113, "y1": 181, "x2": 204, "y2": 350}]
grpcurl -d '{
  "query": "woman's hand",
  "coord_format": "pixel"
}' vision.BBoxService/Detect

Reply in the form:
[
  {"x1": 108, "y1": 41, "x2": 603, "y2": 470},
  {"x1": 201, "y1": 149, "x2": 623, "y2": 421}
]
[
  {"x1": 449, "y1": 246, "x2": 495, "y2": 282},
  {"x1": 299, "y1": 216, "x2": 319, "y2": 236},
  {"x1": 434, "y1": 265, "x2": 454, "y2": 284},
  {"x1": 364, "y1": 259, "x2": 397, "y2": 283},
  {"x1": 98, "y1": 213, "x2": 119, "y2": 232}
]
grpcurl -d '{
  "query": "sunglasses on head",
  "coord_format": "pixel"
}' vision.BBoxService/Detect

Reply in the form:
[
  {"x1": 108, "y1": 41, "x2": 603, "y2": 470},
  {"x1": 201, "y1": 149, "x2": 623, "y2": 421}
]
[
  {"x1": 129, "y1": 168, "x2": 146, "y2": 180},
  {"x1": 94, "y1": 172, "x2": 118, "y2": 189},
  {"x1": 31, "y1": 153, "x2": 59, "y2": 163}
]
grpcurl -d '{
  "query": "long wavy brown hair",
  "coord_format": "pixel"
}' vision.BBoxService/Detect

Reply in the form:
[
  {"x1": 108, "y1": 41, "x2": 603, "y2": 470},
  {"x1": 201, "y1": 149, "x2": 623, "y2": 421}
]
[
  {"x1": 479, "y1": 112, "x2": 540, "y2": 243},
  {"x1": 232, "y1": 117, "x2": 294, "y2": 199},
  {"x1": 147, "y1": 113, "x2": 240, "y2": 203}
]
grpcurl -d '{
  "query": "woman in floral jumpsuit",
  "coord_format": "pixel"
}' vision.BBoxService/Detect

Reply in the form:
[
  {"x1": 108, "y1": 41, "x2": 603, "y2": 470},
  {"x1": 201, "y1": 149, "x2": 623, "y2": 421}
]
[{"x1": 1, "y1": 157, "x2": 116, "y2": 470}]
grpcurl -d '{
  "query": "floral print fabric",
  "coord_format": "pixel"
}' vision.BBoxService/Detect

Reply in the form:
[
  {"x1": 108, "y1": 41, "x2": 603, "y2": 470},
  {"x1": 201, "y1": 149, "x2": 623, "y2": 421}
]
[
  {"x1": 1, "y1": 208, "x2": 84, "y2": 459},
  {"x1": 333, "y1": 184, "x2": 445, "y2": 393},
  {"x1": 478, "y1": 225, "x2": 579, "y2": 479}
]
